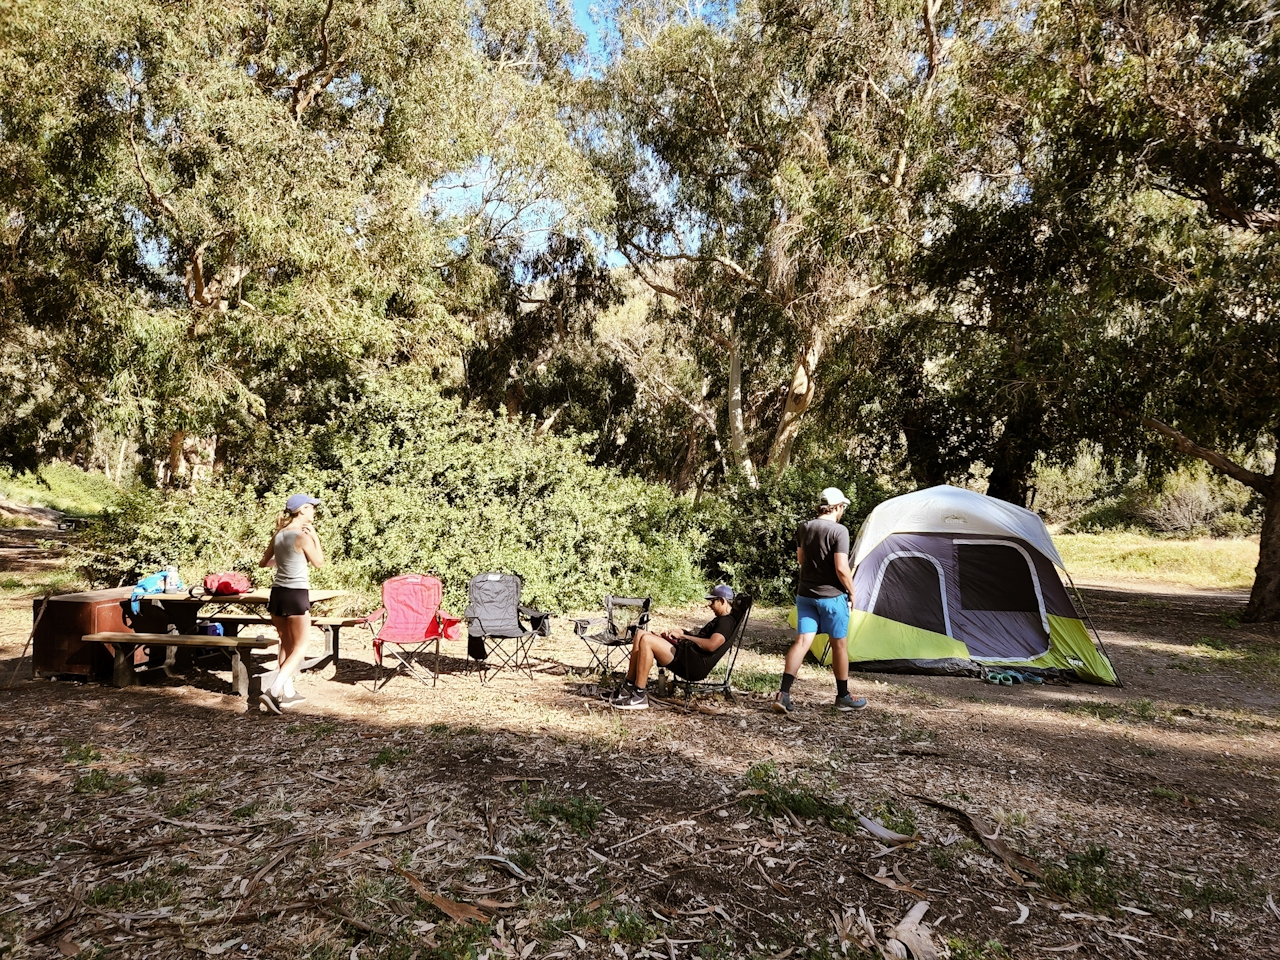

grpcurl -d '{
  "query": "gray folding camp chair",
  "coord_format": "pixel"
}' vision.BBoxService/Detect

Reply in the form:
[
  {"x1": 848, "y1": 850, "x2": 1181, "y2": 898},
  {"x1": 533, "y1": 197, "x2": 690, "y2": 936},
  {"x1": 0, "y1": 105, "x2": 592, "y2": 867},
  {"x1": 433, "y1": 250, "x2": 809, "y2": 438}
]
[
  {"x1": 675, "y1": 594, "x2": 753, "y2": 700},
  {"x1": 571, "y1": 595, "x2": 652, "y2": 679},
  {"x1": 463, "y1": 572, "x2": 550, "y2": 681}
]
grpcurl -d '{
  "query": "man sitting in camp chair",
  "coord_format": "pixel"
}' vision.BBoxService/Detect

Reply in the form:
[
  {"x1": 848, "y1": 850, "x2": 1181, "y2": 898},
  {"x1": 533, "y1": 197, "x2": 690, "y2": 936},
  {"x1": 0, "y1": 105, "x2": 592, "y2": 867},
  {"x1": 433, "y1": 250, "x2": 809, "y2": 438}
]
[{"x1": 611, "y1": 585, "x2": 738, "y2": 711}]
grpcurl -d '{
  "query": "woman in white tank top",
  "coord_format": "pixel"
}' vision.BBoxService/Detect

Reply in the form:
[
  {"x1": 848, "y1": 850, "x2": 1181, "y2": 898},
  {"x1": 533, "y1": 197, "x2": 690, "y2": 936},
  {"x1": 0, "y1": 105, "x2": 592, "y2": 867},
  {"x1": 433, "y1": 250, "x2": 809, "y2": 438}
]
[{"x1": 258, "y1": 493, "x2": 325, "y2": 713}]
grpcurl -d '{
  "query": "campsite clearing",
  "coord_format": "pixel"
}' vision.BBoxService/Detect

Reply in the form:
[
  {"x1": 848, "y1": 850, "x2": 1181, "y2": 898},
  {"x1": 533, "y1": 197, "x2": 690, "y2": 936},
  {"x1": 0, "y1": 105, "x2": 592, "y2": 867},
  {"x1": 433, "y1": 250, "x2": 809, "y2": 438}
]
[{"x1": 0, "y1": 543, "x2": 1276, "y2": 958}]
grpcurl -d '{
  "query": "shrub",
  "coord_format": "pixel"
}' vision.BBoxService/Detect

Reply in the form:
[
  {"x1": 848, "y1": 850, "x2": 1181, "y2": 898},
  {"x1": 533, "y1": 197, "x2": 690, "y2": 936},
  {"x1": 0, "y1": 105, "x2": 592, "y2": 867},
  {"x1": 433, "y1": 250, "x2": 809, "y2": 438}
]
[
  {"x1": 78, "y1": 375, "x2": 706, "y2": 612},
  {"x1": 697, "y1": 462, "x2": 890, "y2": 604}
]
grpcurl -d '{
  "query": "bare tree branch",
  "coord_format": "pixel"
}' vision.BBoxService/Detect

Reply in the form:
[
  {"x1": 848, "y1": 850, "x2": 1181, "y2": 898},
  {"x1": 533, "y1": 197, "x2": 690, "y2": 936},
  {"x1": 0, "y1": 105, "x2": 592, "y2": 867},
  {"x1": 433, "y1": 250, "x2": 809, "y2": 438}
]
[{"x1": 1142, "y1": 417, "x2": 1272, "y2": 493}]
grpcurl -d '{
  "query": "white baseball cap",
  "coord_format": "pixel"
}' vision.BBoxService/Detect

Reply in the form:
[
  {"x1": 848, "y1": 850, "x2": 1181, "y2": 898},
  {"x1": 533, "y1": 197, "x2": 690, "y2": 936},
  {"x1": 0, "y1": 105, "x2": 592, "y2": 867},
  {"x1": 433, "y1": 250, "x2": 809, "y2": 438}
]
[{"x1": 820, "y1": 487, "x2": 850, "y2": 507}]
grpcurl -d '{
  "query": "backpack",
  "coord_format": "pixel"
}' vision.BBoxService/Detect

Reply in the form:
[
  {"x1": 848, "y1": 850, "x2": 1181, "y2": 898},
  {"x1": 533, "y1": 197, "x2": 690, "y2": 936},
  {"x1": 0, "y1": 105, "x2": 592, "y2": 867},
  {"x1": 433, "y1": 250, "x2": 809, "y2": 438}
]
[{"x1": 202, "y1": 572, "x2": 252, "y2": 596}]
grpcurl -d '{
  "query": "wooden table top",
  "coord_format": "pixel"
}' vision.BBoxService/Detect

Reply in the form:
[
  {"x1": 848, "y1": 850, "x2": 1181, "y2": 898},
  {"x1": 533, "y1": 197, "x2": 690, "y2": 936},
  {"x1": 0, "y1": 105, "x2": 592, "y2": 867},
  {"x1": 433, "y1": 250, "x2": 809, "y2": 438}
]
[{"x1": 137, "y1": 589, "x2": 346, "y2": 605}]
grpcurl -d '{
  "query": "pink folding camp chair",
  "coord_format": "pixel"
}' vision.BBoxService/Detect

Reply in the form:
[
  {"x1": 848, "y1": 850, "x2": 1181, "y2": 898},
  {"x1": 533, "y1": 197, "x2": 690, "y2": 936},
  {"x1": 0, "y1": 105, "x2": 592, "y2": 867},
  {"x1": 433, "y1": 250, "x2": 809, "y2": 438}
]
[{"x1": 361, "y1": 574, "x2": 462, "y2": 690}]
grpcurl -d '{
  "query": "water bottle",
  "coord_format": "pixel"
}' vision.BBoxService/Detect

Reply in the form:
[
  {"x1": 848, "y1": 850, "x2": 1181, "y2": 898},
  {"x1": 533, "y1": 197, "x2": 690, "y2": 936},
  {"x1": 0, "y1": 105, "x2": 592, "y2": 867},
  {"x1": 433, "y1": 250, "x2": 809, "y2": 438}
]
[{"x1": 164, "y1": 565, "x2": 179, "y2": 593}]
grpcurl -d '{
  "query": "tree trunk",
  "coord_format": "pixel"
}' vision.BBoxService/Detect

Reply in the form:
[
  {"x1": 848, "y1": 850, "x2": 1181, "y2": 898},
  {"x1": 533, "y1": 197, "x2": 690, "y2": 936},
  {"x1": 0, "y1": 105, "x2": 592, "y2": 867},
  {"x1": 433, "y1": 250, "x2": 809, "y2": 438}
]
[
  {"x1": 726, "y1": 335, "x2": 757, "y2": 486},
  {"x1": 765, "y1": 329, "x2": 824, "y2": 471},
  {"x1": 1244, "y1": 480, "x2": 1280, "y2": 622}
]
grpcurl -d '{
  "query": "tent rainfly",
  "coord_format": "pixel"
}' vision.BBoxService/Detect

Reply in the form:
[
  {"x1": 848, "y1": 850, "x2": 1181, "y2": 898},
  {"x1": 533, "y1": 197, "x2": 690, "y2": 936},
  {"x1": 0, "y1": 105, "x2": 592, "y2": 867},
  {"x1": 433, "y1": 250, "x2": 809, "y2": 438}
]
[{"x1": 807, "y1": 485, "x2": 1119, "y2": 685}]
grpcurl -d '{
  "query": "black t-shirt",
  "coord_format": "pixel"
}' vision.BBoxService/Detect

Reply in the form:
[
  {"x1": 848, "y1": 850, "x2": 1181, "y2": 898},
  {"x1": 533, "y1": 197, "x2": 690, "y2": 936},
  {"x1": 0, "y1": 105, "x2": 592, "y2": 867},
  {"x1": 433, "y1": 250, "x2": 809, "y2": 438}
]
[
  {"x1": 795, "y1": 518, "x2": 850, "y2": 598},
  {"x1": 690, "y1": 613, "x2": 738, "y2": 651}
]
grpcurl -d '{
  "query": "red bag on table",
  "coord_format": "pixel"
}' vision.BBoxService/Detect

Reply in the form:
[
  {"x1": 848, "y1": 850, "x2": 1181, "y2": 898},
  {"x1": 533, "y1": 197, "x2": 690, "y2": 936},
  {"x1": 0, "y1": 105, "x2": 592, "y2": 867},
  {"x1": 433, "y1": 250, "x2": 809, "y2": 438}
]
[{"x1": 203, "y1": 572, "x2": 252, "y2": 596}]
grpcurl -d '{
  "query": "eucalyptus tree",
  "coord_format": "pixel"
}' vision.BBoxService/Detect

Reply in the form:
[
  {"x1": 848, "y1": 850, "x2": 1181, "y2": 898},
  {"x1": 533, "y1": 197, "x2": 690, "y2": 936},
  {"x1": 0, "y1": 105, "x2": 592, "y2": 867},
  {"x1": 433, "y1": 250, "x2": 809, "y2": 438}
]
[
  {"x1": 979, "y1": 0, "x2": 1280, "y2": 618},
  {"x1": 0, "y1": 0, "x2": 607, "y2": 481},
  {"x1": 590, "y1": 0, "x2": 970, "y2": 483}
]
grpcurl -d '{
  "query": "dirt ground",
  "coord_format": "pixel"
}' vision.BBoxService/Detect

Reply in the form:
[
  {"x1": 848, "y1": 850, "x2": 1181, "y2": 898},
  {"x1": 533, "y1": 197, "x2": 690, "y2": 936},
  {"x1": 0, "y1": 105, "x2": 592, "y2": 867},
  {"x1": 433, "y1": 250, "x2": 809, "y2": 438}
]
[{"x1": 1, "y1": 533, "x2": 1277, "y2": 959}]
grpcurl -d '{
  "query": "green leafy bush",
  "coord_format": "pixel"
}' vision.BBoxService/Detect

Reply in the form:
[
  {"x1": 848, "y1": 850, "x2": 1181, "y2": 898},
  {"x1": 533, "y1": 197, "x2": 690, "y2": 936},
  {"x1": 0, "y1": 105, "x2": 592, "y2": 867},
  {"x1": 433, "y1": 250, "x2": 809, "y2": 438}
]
[
  {"x1": 78, "y1": 375, "x2": 706, "y2": 612},
  {"x1": 698, "y1": 463, "x2": 890, "y2": 604}
]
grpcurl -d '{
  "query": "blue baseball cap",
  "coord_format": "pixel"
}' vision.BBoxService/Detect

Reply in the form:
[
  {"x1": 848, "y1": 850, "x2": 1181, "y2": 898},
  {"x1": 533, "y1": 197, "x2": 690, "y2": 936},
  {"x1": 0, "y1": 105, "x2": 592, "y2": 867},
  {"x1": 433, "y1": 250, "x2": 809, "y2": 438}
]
[
  {"x1": 705, "y1": 584, "x2": 735, "y2": 601},
  {"x1": 285, "y1": 493, "x2": 321, "y2": 512}
]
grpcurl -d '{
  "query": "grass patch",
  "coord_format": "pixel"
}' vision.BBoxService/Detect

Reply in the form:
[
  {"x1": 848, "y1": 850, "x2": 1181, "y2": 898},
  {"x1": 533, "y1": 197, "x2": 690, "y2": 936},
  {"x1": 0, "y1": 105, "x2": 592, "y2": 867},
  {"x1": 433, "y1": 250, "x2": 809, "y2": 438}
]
[
  {"x1": 1063, "y1": 698, "x2": 1159, "y2": 723},
  {"x1": 2, "y1": 859, "x2": 46, "y2": 879},
  {"x1": 369, "y1": 746, "x2": 411, "y2": 769},
  {"x1": 527, "y1": 791, "x2": 604, "y2": 837},
  {"x1": 63, "y1": 741, "x2": 100, "y2": 765},
  {"x1": 1055, "y1": 532, "x2": 1257, "y2": 590},
  {"x1": 230, "y1": 802, "x2": 261, "y2": 820},
  {"x1": 140, "y1": 769, "x2": 167, "y2": 786},
  {"x1": 728, "y1": 666, "x2": 776, "y2": 694},
  {"x1": 946, "y1": 938, "x2": 1010, "y2": 960},
  {"x1": 0, "y1": 463, "x2": 120, "y2": 517},
  {"x1": 541, "y1": 901, "x2": 654, "y2": 946},
  {"x1": 1045, "y1": 845, "x2": 1139, "y2": 911},
  {"x1": 87, "y1": 873, "x2": 181, "y2": 908},
  {"x1": 742, "y1": 762, "x2": 860, "y2": 836},
  {"x1": 168, "y1": 788, "x2": 212, "y2": 817},
  {"x1": 73, "y1": 769, "x2": 129, "y2": 794}
]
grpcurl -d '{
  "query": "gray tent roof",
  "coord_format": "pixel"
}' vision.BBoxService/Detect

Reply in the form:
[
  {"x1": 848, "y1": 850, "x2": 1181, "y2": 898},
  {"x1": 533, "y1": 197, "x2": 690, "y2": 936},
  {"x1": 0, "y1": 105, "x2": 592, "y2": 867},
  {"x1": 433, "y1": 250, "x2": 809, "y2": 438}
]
[{"x1": 852, "y1": 485, "x2": 1066, "y2": 570}]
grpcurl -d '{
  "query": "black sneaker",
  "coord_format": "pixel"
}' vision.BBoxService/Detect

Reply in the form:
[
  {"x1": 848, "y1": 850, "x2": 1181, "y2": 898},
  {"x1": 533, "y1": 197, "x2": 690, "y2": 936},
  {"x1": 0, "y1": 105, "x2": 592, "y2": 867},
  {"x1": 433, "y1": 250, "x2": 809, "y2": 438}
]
[
  {"x1": 835, "y1": 693, "x2": 868, "y2": 712},
  {"x1": 612, "y1": 688, "x2": 649, "y2": 710},
  {"x1": 607, "y1": 682, "x2": 635, "y2": 703},
  {"x1": 771, "y1": 692, "x2": 793, "y2": 714},
  {"x1": 259, "y1": 691, "x2": 282, "y2": 715}
]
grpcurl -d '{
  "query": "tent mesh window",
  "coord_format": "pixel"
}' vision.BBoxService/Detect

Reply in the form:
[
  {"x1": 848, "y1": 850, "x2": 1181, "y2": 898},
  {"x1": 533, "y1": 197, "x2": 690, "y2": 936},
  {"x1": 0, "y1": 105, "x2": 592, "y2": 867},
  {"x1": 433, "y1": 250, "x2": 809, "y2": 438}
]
[
  {"x1": 874, "y1": 555, "x2": 948, "y2": 635},
  {"x1": 957, "y1": 544, "x2": 1039, "y2": 611}
]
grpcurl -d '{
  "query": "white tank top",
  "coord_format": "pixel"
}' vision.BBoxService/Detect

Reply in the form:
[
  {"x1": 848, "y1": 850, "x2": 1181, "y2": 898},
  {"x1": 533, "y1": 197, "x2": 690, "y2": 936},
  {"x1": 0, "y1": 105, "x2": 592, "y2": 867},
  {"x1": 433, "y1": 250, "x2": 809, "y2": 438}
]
[{"x1": 272, "y1": 528, "x2": 311, "y2": 590}]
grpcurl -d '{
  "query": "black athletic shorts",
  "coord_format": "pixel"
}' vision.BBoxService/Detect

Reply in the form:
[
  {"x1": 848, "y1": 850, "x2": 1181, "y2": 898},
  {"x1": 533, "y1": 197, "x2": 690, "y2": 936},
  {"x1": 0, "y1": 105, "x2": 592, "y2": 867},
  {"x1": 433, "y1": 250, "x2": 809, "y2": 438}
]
[
  {"x1": 669, "y1": 643, "x2": 716, "y2": 683},
  {"x1": 268, "y1": 586, "x2": 311, "y2": 618}
]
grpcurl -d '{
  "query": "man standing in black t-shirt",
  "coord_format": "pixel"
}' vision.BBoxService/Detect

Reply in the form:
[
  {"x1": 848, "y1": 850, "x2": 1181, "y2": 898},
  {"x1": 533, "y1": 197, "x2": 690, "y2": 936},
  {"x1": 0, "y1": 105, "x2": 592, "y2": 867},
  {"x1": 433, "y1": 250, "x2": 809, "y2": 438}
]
[
  {"x1": 612, "y1": 585, "x2": 739, "y2": 711},
  {"x1": 773, "y1": 487, "x2": 868, "y2": 714}
]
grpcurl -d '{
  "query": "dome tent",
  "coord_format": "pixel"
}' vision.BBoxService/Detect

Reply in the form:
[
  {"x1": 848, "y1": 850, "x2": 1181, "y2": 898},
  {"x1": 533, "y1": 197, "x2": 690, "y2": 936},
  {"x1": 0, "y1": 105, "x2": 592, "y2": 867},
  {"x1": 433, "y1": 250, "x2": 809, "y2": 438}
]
[{"x1": 809, "y1": 485, "x2": 1119, "y2": 685}]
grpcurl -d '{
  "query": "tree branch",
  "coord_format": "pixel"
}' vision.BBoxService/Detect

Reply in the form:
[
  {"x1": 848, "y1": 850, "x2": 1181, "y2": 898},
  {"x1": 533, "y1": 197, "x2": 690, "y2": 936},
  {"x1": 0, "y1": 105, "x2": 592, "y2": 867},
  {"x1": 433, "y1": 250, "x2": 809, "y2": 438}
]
[{"x1": 1142, "y1": 417, "x2": 1271, "y2": 493}]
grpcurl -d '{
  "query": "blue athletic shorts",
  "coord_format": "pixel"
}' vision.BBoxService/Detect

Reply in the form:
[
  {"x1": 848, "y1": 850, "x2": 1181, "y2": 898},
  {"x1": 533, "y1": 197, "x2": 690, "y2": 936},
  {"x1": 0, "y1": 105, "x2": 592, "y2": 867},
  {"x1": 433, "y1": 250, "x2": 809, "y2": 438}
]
[{"x1": 796, "y1": 595, "x2": 850, "y2": 640}]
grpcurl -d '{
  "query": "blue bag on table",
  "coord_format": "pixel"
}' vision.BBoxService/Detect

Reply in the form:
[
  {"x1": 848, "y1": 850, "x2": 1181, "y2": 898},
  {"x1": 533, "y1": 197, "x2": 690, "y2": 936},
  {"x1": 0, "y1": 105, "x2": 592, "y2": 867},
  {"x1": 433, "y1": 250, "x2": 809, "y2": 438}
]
[{"x1": 129, "y1": 571, "x2": 168, "y2": 615}]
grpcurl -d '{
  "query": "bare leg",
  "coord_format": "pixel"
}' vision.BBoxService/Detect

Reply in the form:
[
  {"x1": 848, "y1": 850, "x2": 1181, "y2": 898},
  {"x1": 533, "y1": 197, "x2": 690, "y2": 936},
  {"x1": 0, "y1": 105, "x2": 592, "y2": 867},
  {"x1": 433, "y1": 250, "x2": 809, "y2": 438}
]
[
  {"x1": 627, "y1": 630, "x2": 676, "y2": 689},
  {"x1": 782, "y1": 631, "x2": 817, "y2": 677},
  {"x1": 270, "y1": 614, "x2": 310, "y2": 696},
  {"x1": 828, "y1": 636, "x2": 849, "y2": 681}
]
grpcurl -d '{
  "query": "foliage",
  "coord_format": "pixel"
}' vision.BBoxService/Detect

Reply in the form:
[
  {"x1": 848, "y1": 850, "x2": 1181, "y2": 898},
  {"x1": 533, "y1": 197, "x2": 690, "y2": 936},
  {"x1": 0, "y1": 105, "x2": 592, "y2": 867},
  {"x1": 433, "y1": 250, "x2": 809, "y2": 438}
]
[
  {"x1": 78, "y1": 376, "x2": 706, "y2": 612},
  {"x1": 0, "y1": 0, "x2": 607, "y2": 474},
  {"x1": 698, "y1": 463, "x2": 891, "y2": 604}
]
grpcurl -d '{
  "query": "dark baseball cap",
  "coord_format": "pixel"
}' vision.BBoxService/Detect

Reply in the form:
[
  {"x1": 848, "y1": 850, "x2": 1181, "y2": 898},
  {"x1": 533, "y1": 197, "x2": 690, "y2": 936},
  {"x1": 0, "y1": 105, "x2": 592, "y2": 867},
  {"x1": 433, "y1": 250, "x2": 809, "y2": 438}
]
[
  {"x1": 704, "y1": 584, "x2": 735, "y2": 601},
  {"x1": 285, "y1": 493, "x2": 321, "y2": 512}
]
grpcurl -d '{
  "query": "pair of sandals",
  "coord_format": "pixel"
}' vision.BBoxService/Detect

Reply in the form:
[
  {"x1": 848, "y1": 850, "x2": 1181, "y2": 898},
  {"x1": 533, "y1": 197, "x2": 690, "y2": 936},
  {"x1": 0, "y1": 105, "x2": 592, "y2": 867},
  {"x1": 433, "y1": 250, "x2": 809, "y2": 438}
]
[{"x1": 985, "y1": 669, "x2": 1043, "y2": 685}]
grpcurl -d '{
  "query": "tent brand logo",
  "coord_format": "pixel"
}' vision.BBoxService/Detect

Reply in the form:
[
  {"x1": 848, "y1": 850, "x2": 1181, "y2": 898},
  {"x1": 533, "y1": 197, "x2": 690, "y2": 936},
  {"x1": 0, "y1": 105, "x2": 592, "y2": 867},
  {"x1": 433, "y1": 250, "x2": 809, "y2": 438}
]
[
  {"x1": 1068, "y1": 657, "x2": 1084, "y2": 668},
  {"x1": 943, "y1": 514, "x2": 966, "y2": 524}
]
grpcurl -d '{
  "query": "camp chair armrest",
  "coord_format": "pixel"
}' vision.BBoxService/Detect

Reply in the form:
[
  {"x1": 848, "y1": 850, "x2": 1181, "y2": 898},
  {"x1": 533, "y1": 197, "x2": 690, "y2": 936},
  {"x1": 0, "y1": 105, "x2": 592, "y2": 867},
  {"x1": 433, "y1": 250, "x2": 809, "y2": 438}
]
[
  {"x1": 520, "y1": 606, "x2": 552, "y2": 637},
  {"x1": 360, "y1": 608, "x2": 386, "y2": 624},
  {"x1": 570, "y1": 616, "x2": 612, "y2": 638}
]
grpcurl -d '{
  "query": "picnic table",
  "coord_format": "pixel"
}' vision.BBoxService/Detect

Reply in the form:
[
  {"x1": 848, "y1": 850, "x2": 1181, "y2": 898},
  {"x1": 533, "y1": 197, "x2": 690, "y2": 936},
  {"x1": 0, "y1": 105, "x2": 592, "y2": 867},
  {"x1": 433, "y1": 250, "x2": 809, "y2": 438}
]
[
  {"x1": 131, "y1": 588, "x2": 352, "y2": 672},
  {"x1": 81, "y1": 588, "x2": 355, "y2": 697}
]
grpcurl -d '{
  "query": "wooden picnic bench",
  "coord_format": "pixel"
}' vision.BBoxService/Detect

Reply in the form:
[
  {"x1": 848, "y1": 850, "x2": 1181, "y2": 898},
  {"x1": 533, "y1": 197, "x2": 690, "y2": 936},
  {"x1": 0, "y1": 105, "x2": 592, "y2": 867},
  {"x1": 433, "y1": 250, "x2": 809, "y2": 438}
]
[
  {"x1": 204, "y1": 613, "x2": 361, "y2": 672},
  {"x1": 81, "y1": 633, "x2": 278, "y2": 700}
]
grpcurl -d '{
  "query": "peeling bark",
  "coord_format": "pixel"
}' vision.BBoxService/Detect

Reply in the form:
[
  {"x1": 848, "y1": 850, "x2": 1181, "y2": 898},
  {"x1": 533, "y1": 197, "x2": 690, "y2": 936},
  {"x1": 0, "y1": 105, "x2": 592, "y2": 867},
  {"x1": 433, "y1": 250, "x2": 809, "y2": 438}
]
[
  {"x1": 726, "y1": 336, "x2": 757, "y2": 486},
  {"x1": 766, "y1": 330, "x2": 824, "y2": 471}
]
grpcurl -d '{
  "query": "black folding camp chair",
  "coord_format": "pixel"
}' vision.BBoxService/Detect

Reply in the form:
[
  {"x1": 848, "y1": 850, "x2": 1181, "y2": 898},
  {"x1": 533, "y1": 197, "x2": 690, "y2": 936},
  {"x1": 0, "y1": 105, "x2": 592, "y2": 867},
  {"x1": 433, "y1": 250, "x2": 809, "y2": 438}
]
[
  {"x1": 675, "y1": 594, "x2": 753, "y2": 700},
  {"x1": 570, "y1": 595, "x2": 652, "y2": 679},
  {"x1": 463, "y1": 572, "x2": 550, "y2": 681}
]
